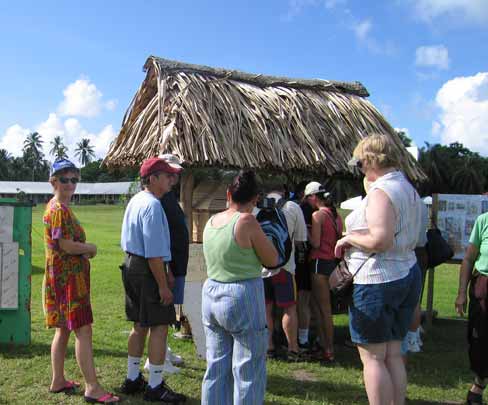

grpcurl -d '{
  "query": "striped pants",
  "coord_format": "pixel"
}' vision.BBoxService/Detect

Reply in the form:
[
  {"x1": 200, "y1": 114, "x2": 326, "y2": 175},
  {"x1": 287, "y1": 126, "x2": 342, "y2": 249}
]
[{"x1": 201, "y1": 277, "x2": 268, "y2": 405}]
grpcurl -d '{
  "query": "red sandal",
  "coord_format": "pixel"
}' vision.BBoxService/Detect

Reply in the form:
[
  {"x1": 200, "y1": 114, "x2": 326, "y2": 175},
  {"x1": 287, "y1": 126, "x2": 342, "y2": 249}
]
[
  {"x1": 84, "y1": 392, "x2": 120, "y2": 404},
  {"x1": 49, "y1": 380, "x2": 81, "y2": 394}
]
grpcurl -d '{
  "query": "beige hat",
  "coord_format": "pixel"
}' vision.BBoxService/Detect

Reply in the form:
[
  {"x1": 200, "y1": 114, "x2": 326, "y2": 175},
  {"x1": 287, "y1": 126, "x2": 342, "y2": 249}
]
[
  {"x1": 159, "y1": 153, "x2": 183, "y2": 170},
  {"x1": 304, "y1": 181, "x2": 326, "y2": 197}
]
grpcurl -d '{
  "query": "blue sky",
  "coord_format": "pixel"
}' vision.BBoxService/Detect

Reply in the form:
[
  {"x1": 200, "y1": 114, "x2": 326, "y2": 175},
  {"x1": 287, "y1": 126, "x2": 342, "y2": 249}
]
[{"x1": 1, "y1": 0, "x2": 487, "y2": 162}]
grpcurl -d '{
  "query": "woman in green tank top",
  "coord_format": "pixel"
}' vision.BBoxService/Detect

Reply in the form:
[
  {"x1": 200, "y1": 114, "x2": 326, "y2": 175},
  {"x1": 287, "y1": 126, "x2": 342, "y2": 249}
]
[{"x1": 201, "y1": 170, "x2": 278, "y2": 405}]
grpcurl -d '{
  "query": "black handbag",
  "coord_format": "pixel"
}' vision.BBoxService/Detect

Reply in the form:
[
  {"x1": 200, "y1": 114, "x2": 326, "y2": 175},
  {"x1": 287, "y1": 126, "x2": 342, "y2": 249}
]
[{"x1": 426, "y1": 228, "x2": 454, "y2": 268}]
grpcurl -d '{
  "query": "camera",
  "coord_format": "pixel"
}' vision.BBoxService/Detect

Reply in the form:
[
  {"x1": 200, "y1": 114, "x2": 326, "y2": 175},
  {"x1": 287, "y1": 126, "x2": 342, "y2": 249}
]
[{"x1": 257, "y1": 196, "x2": 276, "y2": 210}]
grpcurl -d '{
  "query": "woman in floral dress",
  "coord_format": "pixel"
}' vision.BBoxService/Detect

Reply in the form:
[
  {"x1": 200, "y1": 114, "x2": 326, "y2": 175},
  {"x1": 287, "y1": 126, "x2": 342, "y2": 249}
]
[{"x1": 43, "y1": 158, "x2": 119, "y2": 403}]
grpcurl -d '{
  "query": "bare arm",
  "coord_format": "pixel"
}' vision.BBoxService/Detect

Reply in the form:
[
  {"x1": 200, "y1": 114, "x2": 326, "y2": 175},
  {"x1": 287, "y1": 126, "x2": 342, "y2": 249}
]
[
  {"x1": 310, "y1": 211, "x2": 323, "y2": 249},
  {"x1": 455, "y1": 243, "x2": 478, "y2": 316},
  {"x1": 58, "y1": 239, "x2": 97, "y2": 257},
  {"x1": 338, "y1": 189, "x2": 395, "y2": 253},
  {"x1": 236, "y1": 213, "x2": 279, "y2": 268},
  {"x1": 147, "y1": 257, "x2": 173, "y2": 304}
]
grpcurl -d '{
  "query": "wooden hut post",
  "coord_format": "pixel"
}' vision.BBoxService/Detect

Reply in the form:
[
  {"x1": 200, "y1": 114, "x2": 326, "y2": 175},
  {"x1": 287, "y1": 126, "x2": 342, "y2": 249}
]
[{"x1": 180, "y1": 170, "x2": 194, "y2": 242}]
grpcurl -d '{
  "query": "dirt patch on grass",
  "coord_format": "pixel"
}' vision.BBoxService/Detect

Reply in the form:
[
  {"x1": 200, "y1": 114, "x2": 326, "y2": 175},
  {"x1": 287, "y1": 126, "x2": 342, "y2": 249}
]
[{"x1": 292, "y1": 369, "x2": 319, "y2": 382}]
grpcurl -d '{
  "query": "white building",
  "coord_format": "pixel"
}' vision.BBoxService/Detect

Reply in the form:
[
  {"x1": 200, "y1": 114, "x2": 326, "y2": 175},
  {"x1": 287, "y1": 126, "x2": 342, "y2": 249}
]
[{"x1": 0, "y1": 181, "x2": 134, "y2": 204}]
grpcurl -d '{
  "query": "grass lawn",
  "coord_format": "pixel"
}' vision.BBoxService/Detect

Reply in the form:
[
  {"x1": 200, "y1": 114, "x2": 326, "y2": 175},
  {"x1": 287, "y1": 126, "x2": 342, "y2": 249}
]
[{"x1": 0, "y1": 204, "x2": 474, "y2": 404}]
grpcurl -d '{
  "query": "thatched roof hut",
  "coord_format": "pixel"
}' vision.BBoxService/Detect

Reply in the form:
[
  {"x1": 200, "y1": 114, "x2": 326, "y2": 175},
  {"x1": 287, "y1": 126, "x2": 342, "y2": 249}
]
[{"x1": 103, "y1": 56, "x2": 425, "y2": 181}]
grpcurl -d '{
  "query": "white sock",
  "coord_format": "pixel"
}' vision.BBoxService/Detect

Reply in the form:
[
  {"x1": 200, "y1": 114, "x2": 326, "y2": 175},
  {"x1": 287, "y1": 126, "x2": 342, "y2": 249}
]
[
  {"x1": 298, "y1": 329, "x2": 309, "y2": 345},
  {"x1": 127, "y1": 355, "x2": 141, "y2": 381},
  {"x1": 148, "y1": 362, "x2": 165, "y2": 388}
]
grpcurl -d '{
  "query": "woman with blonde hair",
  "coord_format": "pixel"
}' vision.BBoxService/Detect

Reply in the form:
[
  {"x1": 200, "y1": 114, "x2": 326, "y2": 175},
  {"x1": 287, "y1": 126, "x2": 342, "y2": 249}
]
[
  {"x1": 335, "y1": 134, "x2": 422, "y2": 405},
  {"x1": 43, "y1": 158, "x2": 119, "y2": 403}
]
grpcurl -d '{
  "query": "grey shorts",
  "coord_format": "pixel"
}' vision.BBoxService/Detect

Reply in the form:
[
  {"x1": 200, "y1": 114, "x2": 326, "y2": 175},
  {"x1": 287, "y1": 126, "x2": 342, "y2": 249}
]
[{"x1": 120, "y1": 254, "x2": 176, "y2": 327}]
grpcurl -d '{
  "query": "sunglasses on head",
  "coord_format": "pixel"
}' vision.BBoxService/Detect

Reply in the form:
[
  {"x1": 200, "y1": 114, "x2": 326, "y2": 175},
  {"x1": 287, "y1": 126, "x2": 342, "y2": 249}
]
[
  {"x1": 58, "y1": 176, "x2": 79, "y2": 184},
  {"x1": 348, "y1": 157, "x2": 363, "y2": 169}
]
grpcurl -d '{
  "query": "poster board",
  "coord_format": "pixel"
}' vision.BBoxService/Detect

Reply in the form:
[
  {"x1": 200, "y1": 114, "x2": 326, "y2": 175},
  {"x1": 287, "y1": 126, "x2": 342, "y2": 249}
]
[{"x1": 433, "y1": 194, "x2": 488, "y2": 261}]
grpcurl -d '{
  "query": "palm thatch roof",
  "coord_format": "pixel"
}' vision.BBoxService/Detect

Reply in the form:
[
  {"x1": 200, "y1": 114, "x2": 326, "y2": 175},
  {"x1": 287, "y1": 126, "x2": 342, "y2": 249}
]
[{"x1": 104, "y1": 56, "x2": 425, "y2": 180}]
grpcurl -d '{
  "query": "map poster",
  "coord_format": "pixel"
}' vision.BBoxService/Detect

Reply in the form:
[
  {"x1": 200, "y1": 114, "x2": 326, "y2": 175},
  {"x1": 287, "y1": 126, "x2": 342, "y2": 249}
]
[{"x1": 434, "y1": 194, "x2": 488, "y2": 261}]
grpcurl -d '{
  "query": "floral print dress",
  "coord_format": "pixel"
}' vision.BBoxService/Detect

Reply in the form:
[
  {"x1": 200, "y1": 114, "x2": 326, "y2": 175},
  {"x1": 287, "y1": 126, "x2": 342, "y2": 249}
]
[{"x1": 43, "y1": 198, "x2": 93, "y2": 330}]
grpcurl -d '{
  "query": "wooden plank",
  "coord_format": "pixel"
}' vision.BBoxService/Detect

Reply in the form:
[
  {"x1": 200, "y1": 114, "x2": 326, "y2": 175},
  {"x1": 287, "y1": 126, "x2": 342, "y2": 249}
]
[
  {"x1": 425, "y1": 193, "x2": 439, "y2": 329},
  {"x1": 180, "y1": 170, "x2": 194, "y2": 242}
]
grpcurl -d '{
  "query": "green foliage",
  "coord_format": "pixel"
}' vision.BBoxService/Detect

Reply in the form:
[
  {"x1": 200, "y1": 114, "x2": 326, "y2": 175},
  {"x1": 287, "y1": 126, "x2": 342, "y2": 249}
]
[
  {"x1": 80, "y1": 159, "x2": 139, "y2": 183},
  {"x1": 49, "y1": 135, "x2": 68, "y2": 160},
  {"x1": 418, "y1": 142, "x2": 488, "y2": 195},
  {"x1": 74, "y1": 138, "x2": 96, "y2": 166},
  {"x1": 395, "y1": 129, "x2": 412, "y2": 147}
]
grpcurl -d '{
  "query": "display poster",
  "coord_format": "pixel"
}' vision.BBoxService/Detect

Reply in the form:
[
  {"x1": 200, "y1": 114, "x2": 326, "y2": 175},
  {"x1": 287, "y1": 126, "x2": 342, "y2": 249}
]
[{"x1": 436, "y1": 194, "x2": 488, "y2": 260}]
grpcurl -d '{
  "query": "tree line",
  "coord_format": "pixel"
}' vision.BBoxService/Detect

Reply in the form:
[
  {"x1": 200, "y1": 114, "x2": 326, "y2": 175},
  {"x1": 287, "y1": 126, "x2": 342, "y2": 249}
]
[
  {"x1": 0, "y1": 131, "x2": 486, "y2": 194},
  {"x1": 0, "y1": 132, "x2": 137, "y2": 182}
]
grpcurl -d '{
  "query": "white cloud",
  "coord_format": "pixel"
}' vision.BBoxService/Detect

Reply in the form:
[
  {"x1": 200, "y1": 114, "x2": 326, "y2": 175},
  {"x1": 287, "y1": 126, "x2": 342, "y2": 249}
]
[
  {"x1": 415, "y1": 45, "x2": 450, "y2": 70},
  {"x1": 0, "y1": 124, "x2": 31, "y2": 157},
  {"x1": 284, "y1": 0, "x2": 346, "y2": 20},
  {"x1": 351, "y1": 19, "x2": 396, "y2": 55},
  {"x1": 354, "y1": 19, "x2": 372, "y2": 41},
  {"x1": 432, "y1": 72, "x2": 488, "y2": 155},
  {"x1": 58, "y1": 78, "x2": 117, "y2": 118},
  {"x1": 409, "y1": 0, "x2": 488, "y2": 25}
]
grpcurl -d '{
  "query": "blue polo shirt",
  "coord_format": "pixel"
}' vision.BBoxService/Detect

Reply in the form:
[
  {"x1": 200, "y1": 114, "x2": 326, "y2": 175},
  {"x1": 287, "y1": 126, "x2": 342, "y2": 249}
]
[{"x1": 121, "y1": 191, "x2": 172, "y2": 260}]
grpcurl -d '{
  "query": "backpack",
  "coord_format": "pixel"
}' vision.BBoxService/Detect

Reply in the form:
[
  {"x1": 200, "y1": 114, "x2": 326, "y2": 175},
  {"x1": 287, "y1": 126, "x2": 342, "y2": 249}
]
[{"x1": 255, "y1": 204, "x2": 292, "y2": 270}]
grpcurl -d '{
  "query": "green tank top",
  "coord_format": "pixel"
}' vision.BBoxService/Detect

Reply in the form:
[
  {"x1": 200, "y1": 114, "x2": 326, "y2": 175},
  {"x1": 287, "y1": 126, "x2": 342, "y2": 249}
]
[{"x1": 203, "y1": 212, "x2": 262, "y2": 282}]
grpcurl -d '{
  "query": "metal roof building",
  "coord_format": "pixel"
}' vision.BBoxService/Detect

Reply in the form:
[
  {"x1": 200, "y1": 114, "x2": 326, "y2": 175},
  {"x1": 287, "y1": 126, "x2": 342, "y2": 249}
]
[{"x1": 0, "y1": 181, "x2": 133, "y2": 204}]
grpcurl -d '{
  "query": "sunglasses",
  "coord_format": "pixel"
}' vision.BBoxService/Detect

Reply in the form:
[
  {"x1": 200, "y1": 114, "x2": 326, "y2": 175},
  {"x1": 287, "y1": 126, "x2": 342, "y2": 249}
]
[
  {"x1": 58, "y1": 177, "x2": 79, "y2": 184},
  {"x1": 348, "y1": 157, "x2": 363, "y2": 170}
]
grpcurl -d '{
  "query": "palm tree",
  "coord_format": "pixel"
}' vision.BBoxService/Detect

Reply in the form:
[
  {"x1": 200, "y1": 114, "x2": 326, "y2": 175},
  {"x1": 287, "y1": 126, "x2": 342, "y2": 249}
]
[
  {"x1": 0, "y1": 149, "x2": 12, "y2": 180},
  {"x1": 23, "y1": 132, "x2": 44, "y2": 160},
  {"x1": 23, "y1": 132, "x2": 44, "y2": 181},
  {"x1": 74, "y1": 138, "x2": 96, "y2": 166},
  {"x1": 49, "y1": 136, "x2": 68, "y2": 160}
]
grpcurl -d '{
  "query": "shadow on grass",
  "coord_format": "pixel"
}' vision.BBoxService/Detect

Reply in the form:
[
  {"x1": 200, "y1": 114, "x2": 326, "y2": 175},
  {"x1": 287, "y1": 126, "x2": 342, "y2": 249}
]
[
  {"x1": 0, "y1": 341, "x2": 127, "y2": 359},
  {"x1": 31, "y1": 265, "x2": 44, "y2": 275},
  {"x1": 267, "y1": 373, "x2": 368, "y2": 404}
]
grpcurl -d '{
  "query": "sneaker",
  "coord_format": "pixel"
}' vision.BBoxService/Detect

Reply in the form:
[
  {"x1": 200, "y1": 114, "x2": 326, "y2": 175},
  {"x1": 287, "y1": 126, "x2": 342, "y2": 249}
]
[
  {"x1": 163, "y1": 361, "x2": 181, "y2": 375},
  {"x1": 320, "y1": 351, "x2": 335, "y2": 366},
  {"x1": 120, "y1": 372, "x2": 147, "y2": 395},
  {"x1": 406, "y1": 332, "x2": 421, "y2": 353},
  {"x1": 298, "y1": 341, "x2": 310, "y2": 353},
  {"x1": 167, "y1": 347, "x2": 184, "y2": 366},
  {"x1": 144, "y1": 381, "x2": 186, "y2": 403},
  {"x1": 173, "y1": 331, "x2": 192, "y2": 340},
  {"x1": 144, "y1": 358, "x2": 181, "y2": 375},
  {"x1": 416, "y1": 329, "x2": 423, "y2": 347}
]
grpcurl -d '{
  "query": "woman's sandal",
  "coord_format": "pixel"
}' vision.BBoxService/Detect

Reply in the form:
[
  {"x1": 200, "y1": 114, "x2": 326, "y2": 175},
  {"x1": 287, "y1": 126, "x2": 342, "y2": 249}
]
[
  {"x1": 320, "y1": 351, "x2": 335, "y2": 365},
  {"x1": 84, "y1": 392, "x2": 120, "y2": 404},
  {"x1": 49, "y1": 380, "x2": 81, "y2": 394}
]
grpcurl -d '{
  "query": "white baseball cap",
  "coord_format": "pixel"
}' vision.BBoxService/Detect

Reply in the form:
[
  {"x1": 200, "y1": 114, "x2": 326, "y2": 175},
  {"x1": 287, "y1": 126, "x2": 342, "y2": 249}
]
[
  {"x1": 159, "y1": 153, "x2": 183, "y2": 170},
  {"x1": 304, "y1": 181, "x2": 327, "y2": 197}
]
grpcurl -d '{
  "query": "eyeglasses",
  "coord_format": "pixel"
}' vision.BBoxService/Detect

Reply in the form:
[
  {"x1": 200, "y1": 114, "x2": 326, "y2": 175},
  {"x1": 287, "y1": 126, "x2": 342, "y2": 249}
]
[
  {"x1": 348, "y1": 157, "x2": 363, "y2": 170},
  {"x1": 58, "y1": 177, "x2": 79, "y2": 184}
]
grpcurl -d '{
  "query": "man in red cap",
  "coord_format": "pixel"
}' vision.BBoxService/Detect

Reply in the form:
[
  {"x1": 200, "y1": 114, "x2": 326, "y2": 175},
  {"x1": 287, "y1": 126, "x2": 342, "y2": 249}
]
[{"x1": 119, "y1": 157, "x2": 186, "y2": 403}]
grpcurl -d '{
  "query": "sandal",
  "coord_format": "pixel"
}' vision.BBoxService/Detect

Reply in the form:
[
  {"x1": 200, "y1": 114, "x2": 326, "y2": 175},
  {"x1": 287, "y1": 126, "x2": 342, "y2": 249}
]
[
  {"x1": 84, "y1": 392, "x2": 120, "y2": 404},
  {"x1": 285, "y1": 351, "x2": 302, "y2": 363},
  {"x1": 49, "y1": 380, "x2": 81, "y2": 394},
  {"x1": 320, "y1": 351, "x2": 335, "y2": 365}
]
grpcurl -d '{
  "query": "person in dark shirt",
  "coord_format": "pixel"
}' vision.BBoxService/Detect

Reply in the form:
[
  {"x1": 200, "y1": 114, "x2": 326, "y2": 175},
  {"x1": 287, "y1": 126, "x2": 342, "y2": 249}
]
[{"x1": 143, "y1": 154, "x2": 189, "y2": 375}]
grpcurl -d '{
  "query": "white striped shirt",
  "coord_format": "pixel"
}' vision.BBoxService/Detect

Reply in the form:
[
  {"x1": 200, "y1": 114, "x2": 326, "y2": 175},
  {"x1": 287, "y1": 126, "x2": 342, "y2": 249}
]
[{"x1": 345, "y1": 171, "x2": 421, "y2": 284}]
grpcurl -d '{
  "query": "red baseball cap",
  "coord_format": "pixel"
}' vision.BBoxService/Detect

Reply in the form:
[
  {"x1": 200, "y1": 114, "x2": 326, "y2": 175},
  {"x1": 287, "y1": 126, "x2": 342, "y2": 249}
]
[{"x1": 140, "y1": 157, "x2": 182, "y2": 178}]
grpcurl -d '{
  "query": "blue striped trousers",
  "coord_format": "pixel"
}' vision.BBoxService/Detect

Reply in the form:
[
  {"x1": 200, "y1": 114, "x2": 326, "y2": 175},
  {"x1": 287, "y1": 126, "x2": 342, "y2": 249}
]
[{"x1": 201, "y1": 277, "x2": 268, "y2": 405}]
